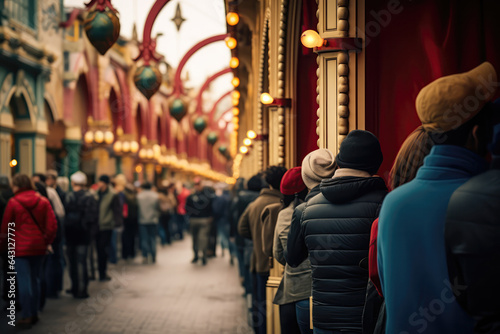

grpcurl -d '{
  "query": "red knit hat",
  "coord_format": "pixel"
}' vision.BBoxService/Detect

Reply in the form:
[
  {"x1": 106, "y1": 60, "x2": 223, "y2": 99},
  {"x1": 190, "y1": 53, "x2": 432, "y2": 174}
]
[{"x1": 280, "y1": 167, "x2": 306, "y2": 195}]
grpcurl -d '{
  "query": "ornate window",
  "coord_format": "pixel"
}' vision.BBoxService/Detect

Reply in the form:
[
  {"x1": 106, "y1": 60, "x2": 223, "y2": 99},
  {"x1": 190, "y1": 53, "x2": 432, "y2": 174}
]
[{"x1": 4, "y1": 0, "x2": 36, "y2": 30}]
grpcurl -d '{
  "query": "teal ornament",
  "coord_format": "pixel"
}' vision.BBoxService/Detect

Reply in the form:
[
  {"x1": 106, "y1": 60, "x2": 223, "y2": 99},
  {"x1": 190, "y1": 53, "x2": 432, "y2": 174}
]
[
  {"x1": 218, "y1": 146, "x2": 227, "y2": 155},
  {"x1": 134, "y1": 65, "x2": 162, "y2": 99},
  {"x1": 83, "y1": 9, "x2": 121, "y2": 55},
  {"x1": 193, "y1": 117, "x2": 207, "y2": 134},
  {"x1": 207, "y1": 132, "x2": 218, "y2": 145},
  {"x1": 170, "y1": 98, "x2": 187, "y2": 122}
]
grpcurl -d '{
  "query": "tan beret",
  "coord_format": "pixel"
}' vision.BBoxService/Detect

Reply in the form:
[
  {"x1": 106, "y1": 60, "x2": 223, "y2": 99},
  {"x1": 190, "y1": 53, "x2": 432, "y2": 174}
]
[{"x1": 416, "y1": 62, "x2": 498, "y2": 133}]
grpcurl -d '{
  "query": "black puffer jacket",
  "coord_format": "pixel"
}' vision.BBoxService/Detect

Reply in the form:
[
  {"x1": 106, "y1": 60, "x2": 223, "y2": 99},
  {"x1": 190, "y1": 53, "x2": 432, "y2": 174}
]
[
  {"x1": 298, "y1": 176, "x2": 387, "y2": 331},
  {"x1": 445, "y1": 168, "x2": 500, "y2": 334}
]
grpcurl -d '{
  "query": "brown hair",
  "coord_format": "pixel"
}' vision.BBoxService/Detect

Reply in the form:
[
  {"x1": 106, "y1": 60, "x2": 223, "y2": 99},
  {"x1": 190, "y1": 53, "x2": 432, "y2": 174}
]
[
  {"x1": 388, "y1": 126, "x2": 434, "y2": 190},
  {"x1": 12, "y1": 174, "x2": 35, "y2": 191}
]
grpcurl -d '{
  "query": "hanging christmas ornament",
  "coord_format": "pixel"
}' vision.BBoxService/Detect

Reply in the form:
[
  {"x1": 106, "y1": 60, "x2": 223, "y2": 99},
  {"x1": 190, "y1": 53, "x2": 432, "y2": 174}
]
[
  {"x1": 169, "y1": 98, "x2": 188, "y2": 122},
  {"x1": 207, "y1": 132, "x2": 218, "y2": 145},
  {"x1": 134, "y1": 65, "x2": 162, "y2": 99},
  {"x1": 193, "y1": 117, "x2": 207, "y2": 134},
  {"x1": 218, "y1": 145, "x2": 227, "y2": 155},
  {"x1": 83, "y1": 8, "x2": 121, "y2": 55}
]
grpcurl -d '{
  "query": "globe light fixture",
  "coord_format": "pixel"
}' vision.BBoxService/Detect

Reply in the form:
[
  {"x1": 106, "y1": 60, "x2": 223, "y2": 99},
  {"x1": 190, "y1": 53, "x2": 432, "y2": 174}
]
[
  {"x1": 113, "y1": 141, "x2": 122, "y2": 152},
  {"x1": 247, "y1": 130, "x2": 257, "y2": 139},
  {"x1": 139, "y1": 148, "x2": 147, "y2": 159},
  {"x1": 301, "y1": 30, "x2": 324, "y2": 48},
  {"x1": 226, "y1": 12, "x2": 239, "y2": 26},
  {"x1": 94, "y1": 130, "x2": 104, "y2": 144},
  {"x1": 122, "y1": 141, "x2": 131, "y2": 153},
  {"x1": 239, "y1": 146, "x2": 249, "y2": 154},
  {"x1": 243, "y1": 138, "x2": 252, "y2": 146},
  {"x1": 231, "y1": 77, "x2": 240, "y2": 87},
  {"x1": 84, "y1": 131, "x2": 94, "y2": 144},
  {"x1": 146, "y1": 148, "x2": 154, "y2": 159},
  {"x1": 9, "y1": 159, "x2": 17, "y2": 168},
  {"x1": 104, "y1": 130, "x2": 114, "y2": 144},
  {"x1": 225, "y1": 37, "x2": 237, "y2": 49},
  {"x1": 130, "y1": 141, "x2": 139, "y2": 153},
  {"x1": 229, "y1": 57, "x2": 239, "y2": 68}
]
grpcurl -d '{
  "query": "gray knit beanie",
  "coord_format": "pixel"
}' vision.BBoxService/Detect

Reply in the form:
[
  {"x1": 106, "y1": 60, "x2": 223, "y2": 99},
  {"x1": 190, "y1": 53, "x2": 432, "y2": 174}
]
[{"x1": 301, "y1": 149, "x2": 336, "y2": 189}]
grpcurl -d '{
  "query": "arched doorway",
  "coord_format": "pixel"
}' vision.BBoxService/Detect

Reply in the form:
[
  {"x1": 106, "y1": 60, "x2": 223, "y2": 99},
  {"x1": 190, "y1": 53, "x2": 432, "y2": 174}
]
[{"x1": 45, "y1": 100, "x2": 66, "y2": 173}]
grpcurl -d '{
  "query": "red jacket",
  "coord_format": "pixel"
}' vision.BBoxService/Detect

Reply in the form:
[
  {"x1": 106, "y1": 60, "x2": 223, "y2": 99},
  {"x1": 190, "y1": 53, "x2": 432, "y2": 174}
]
[
  {"x1": 176, "y1": 188, "x2": 190, "y2": 215},
  {"x1": 1, "y1": 190, "x2": 57, "y2": 257},
  {"x1": 368, "y1": 217, "x2": 383, "y2": 296}
]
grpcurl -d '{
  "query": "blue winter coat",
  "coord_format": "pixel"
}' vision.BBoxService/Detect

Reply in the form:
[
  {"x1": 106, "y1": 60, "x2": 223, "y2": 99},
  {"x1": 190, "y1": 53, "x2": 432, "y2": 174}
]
[{"x1": 378, "y1": 145, "x2": 486, "y2": 334}]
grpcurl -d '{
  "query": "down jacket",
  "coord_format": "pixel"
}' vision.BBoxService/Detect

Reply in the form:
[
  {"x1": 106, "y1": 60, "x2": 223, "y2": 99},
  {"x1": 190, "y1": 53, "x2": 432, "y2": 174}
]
[
  {"x1": 288, "y1": 176, "x2": 387, "y2": 331},
  {"x1": 1, "y1": 190, "x2": 58, "y2": 257},
  {"x1": 445, "y1": 168, "x2": 500, "y2": 333}
]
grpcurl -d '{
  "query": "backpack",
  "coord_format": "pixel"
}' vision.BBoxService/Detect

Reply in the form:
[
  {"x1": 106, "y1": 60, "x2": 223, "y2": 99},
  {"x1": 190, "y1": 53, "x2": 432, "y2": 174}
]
[{"x1": 64, "y1": 191, "x2": 92, "y2": 233}]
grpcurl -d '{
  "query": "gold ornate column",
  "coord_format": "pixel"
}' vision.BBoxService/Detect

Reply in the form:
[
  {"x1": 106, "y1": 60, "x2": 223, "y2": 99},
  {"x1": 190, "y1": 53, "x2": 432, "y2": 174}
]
[{"x1": 315, "y1": 0, "x2": 365, "y2": 152}]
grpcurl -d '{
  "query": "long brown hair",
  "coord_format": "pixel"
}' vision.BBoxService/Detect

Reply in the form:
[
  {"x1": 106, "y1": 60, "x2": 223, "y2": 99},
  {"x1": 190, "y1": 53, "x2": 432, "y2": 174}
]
[
  {"x1": 388, "y1": 126, "x2": 434, "y2": 190},
  {"x1": 12, "y1": 174, "x2": 35, "y2": 191}
]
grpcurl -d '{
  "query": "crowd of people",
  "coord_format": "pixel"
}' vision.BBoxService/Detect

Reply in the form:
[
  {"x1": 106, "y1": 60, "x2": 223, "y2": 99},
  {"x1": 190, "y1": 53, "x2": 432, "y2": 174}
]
[
  {"x1": 0, "y1": 170, "x2": 237, "y2": 329},
  {"x1": 1, "y1": 61, "x2": 500, "y2": 333},
  {"x1": 227, "y1": 62, "x2": 500, "y2": 334}
]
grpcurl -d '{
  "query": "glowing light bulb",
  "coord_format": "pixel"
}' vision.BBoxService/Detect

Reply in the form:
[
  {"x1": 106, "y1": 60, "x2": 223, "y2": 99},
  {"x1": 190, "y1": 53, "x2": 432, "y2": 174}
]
[
  {"x1": 84, "y1": 131, "x2": 94, "y2": 144},
  {"x1": 104, "y1": 131, "x2": 114, "y2": 145},
  {"x1": 231, "y1": 77, "x2": 240, "y2": 87},
  {"x1": 94, "y1": 130, "x2": 104, "y2": 144},
  {"x1": 130, "y1": 141, "x2": 139, "y2": 153},
  {"x1": 232, "y1": 98, "x2": 239, "y2": 106},
  {"x1": 300, "y1": 30, "x2": 324, "y2": 48},
  {"x1": 226, "y1": 12, "x2": 239, "y2": 26},
  {"x1": 232, "y1": 91, "x2": 240, "y2": 99},
  {"x1": 239, "y1": 146, "x2": 249, "y2": 154},
  {"x1": 247, "y1": 130, "x2": 257, "y2": 139},
  {"x1": 122, "y1": 141, "x2": 130, "y2": 153},
  {"x1": 229, "y1": 57, "x2": 239, "y2": 68},
  {"x1": 9, "y1": 159, "x2": 17, "y2": 168},
  {"x1": 113, "y1": 141, "x2": 122, "y2": 152},
  {"x1": 225, "y1": 37, "x2": 237, "y2": 49},
  {"x1": 260, "y1": 93, "x2": 274, "y2": 105},
  {"x1": 243, "y1": 138, "x2": 252, "y2": 146},
  {"x1": 232, "y1": 107, "x2": 239, "y2": 116}
]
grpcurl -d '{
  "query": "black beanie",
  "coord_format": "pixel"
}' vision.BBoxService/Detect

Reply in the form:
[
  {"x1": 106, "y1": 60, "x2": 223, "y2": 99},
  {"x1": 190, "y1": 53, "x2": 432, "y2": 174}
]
[
  {"x1": 335, "y1": 130, "x2": 383, "y2": 175},
  {"x1": 98, "y1": 174, "x2": 111, "y2": 184}
]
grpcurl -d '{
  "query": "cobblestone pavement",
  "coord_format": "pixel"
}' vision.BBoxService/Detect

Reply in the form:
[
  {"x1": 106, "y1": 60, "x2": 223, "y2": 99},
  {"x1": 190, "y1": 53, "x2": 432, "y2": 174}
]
[{"x1": 1, "y1": 237, "x2": 252, "y2": 334}]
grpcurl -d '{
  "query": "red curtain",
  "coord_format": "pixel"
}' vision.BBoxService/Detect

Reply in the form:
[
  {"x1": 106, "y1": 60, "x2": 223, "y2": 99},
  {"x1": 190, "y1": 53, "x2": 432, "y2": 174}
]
[
  {"x1": 365, "y1": 0, "x2": 500, "y2": 180},
  {"x1": 295, "y1": 0, "x2": 320, "y2": 166}
]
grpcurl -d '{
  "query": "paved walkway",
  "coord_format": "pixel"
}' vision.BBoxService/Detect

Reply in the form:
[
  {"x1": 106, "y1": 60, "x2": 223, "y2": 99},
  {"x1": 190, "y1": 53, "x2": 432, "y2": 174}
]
[{"x1": 1, "y1": 237, "x2": 252, "y2": 334}]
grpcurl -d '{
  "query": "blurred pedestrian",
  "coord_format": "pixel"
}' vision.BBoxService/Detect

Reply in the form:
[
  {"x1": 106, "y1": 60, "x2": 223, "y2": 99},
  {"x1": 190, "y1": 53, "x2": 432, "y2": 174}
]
[
  {"x1": 174, "y1": 181, "x2": 190, "y2": 238},
  {"x1": 96, "y1": 175, "x2": 122, "y2": 281},
  {"x1": 158, "y1": 183, "x2": 177, "y2": 246},
  {"x1": 46, "y1": 170, "x2": 66, "y2": 206},
  {"x1": 213, "y1": 183, "x2": 234, "y2": 263},
  {"x1": 186, "y1": 178, "x2": 213, "y2": 265},
  {"x1": 137, "y1": 182, "x2": 160, "y2": 264},
  {"x1": 64, "y1": 171, "x2": 98, "y2": 299},
  {"x1": 121, "y1": 183, "x2": 138, "y2": 262},
  {"x1": 0, "y1": 174, "x2": 57, "y2": 328}
]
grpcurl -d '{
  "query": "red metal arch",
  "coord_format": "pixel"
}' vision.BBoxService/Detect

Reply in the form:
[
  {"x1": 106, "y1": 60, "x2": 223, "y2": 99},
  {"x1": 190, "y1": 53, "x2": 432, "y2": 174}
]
[
  {"x1": 194, "y1": 68, "x2": 232, "y2": 115},
  {"x1": 173, "y1": 34, "x2": 230, "y2": 97}
]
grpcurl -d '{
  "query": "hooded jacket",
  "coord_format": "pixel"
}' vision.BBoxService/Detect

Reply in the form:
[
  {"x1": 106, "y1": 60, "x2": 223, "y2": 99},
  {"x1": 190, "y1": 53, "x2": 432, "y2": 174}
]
[
  {"x1": 291, "y1": 175, "x2": 387, "y2": 331},
  {"x1": 1, "y1": 190, "x2": 58, "y2": 257},
  {"x1": 64, "y1": 189, "x2": 98, "y2": 245}
]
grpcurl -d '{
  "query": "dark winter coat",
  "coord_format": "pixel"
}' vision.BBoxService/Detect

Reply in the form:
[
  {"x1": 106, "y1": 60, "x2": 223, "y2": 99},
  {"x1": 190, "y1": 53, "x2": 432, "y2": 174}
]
[
  {"x1": 64, "y1": 190, "x2": 99, "y2": 245},
  {"x1": 230, "y1": 189, "x2": 260, "y2": 239},
  {"x1": 1, "y1": 190, "x2": 58, "y2": 257},
  {"x1": 288, "y1": 176, "x2": 387, "y2": 331},
  {"x1": 238, "y1": 188, "x2": 283, "y2": 273},
  {"x1": 445, "y1": 168, "x2": 500, "y2": 333},
  {"x1": 185, "y1": 187, "x2": 214, "y2": 218}
]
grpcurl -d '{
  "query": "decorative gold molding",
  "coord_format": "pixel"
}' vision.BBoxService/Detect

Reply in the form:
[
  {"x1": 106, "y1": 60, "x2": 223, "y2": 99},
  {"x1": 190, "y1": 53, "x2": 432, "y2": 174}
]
[
  {"x1": 276, "y1": 0, "x2": 289, "y2": 166},
  {"x1": 257, "y1": 9, "x2": 271, "y2": 171}
]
